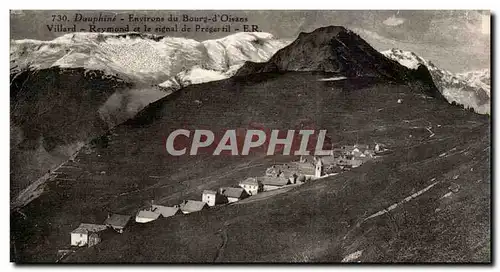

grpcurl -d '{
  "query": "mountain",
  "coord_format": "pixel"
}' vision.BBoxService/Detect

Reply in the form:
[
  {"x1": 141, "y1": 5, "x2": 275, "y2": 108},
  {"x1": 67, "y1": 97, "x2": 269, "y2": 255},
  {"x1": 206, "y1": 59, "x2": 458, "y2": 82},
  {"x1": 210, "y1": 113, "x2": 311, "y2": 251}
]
[
  {"x1": 382, "y1": 49, "x2": 490, "y2": 115},
  {"x1": 11, "y1": 26, "x2": 490, "y2": 263},
  {"x1": 458, "y1": 69, "x2": 490, "y2": 92},
  {"x1": 10, "y1": 32, "x2": 288, "y2": 201},
  {"x1": 235, "y1": 26, "x2": 446, "y2": 101}
]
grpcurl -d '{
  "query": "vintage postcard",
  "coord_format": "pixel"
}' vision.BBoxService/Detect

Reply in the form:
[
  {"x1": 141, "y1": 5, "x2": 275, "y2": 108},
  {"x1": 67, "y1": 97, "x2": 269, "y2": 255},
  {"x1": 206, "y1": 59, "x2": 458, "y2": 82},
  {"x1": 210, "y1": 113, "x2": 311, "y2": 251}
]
[{"x1": 10, "y1": 10, "x2": 491, "y2": 263}]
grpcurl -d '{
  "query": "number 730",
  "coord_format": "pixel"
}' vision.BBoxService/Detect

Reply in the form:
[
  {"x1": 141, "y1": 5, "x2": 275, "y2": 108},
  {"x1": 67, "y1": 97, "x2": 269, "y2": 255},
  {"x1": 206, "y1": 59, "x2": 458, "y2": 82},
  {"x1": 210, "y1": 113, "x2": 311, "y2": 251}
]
[{"x1": 51, "y1": 15, "x2": 68, "y2": 22}]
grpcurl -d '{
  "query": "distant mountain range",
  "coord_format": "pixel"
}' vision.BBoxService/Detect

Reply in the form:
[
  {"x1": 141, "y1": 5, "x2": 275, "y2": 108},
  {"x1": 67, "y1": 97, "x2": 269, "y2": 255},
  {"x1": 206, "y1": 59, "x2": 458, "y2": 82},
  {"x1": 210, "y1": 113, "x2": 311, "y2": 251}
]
[
  {"x1": 382, "y1": 49, "x2": 490, "y2": 114},
  {"x1": 11, "y1": 31, "x2": 490, "y2": 115},
  {"x1": 458, "y1": 69, "x2": 490, "y2": 92},
  {"x1": 11, "y1": 32, "x2": 290, "y2": 87}
]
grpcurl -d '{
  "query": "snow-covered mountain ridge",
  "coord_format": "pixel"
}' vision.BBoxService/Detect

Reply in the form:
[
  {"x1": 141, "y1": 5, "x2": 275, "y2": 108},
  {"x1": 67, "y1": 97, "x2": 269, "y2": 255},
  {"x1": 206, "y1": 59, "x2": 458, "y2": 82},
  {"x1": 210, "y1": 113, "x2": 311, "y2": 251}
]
[
  {"x1": 12, "y1": 33, "x2": 489, "y2": 117},
  {"x1": 11, "y1": 32, "x2": 291, "y2": 86},
  {"x1": 382, "y1": 49, "x2": 490, "y2": 115},
  {"x1": 458, "y1": 69, "x2": 490, "y2": 93}
]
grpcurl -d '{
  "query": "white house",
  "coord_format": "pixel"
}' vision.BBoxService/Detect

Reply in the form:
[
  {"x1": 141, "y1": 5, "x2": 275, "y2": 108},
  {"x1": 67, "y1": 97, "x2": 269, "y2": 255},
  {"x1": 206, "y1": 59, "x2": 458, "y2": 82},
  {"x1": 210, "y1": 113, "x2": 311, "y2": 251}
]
[
  {"x1": 315, "y1": 157, "x2": 323, "y2": 178},
  {"x1": 202, "y1": 190, "x2": 228, "y2": 206},
  {"x1": 202, "y1": 190, "x2": 216, "y2": 206},
  {"x1": 238, "y1": 178, "x2": 263, "y2": 195},
  {"x1": 70, "y1": 223, "x2": 108, "y2": 247},
  {"x1": 294, "y1": 158, "x2": 317, "y2": 181}
]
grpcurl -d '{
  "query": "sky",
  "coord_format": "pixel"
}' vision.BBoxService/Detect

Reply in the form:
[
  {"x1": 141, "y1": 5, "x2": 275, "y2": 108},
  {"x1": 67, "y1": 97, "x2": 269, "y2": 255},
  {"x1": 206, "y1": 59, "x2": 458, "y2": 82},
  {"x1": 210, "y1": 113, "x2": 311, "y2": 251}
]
[{"x1": 10, "y1": 10, "x2": 490, "y2": 72}]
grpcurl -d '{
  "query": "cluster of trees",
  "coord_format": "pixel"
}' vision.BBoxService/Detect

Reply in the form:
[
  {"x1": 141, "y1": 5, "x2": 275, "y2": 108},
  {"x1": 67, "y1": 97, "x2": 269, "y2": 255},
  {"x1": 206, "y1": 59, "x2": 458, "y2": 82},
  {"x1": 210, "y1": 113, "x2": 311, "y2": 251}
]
[{"x1": 450, "y1": 101, "x2": 476, "y2": 113}]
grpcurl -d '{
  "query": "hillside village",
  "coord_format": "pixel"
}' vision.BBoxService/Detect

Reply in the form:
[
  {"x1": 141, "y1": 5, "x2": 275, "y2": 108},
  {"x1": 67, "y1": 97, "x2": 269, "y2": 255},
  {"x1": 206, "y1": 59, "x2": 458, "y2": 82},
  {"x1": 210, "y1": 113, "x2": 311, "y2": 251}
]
[{"x1": 61, "y1": 143, "x2": 389, "y2": 259}]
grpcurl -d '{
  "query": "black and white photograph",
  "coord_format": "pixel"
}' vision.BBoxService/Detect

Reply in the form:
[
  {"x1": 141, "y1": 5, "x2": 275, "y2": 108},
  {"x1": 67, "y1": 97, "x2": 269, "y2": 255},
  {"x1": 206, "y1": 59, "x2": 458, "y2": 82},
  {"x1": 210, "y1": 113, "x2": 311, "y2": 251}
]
[{"x1": 9, "y1": 9, "x2": 491, "y2": 264}]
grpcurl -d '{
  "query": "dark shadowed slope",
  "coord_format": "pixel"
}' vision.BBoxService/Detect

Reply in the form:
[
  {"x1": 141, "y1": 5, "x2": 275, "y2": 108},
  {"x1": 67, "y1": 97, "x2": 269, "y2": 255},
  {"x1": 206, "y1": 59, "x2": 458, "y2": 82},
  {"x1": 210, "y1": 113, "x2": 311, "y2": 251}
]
[{"x1": 10, "y1": 67, "x2": 132, "y2": 197}]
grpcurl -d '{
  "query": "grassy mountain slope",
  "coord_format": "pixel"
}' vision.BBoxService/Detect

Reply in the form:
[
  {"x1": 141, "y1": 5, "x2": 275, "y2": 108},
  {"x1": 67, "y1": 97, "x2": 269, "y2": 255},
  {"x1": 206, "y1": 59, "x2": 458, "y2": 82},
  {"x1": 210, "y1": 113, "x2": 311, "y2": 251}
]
[{"x1": 11, "y1": 72, "x2": 490, "y2": 263}]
